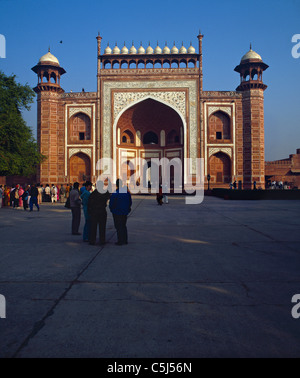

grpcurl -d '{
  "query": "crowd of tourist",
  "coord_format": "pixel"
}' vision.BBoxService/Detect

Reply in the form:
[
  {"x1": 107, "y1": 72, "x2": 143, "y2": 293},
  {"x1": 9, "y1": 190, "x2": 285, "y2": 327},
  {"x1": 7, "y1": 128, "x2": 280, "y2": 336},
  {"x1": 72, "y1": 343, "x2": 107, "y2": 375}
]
[
  {"x1": 0, "y1": 180, "x2": 132, "y2": 246},
  {"x1": 0, "y1": 183, "x2": 96, "y2": 209}
]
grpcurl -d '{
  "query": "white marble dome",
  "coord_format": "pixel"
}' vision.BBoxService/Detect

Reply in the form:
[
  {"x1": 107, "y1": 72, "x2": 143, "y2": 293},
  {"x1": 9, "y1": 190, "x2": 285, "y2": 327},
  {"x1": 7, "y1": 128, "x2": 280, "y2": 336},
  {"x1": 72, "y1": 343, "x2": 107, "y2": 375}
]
[
  {"x1": 162, "y1": 43, "x2": 170, "y2": 54},
  {"x1": 129, "y1": 43, "x2": 137, "y2": 54},
  {"x1": 104, "y1": 44, "x2": 112, "y2": 54},
  {"x1": 179, "y1": 44, "x2": 187, "y2": 54},
  {"x1": 39, "y1": 51, "x2": 59, "y2": 65},
  {"x1": 146, "y1": 43, "x2": 153, "y2": 54},
  {"x1": 187, "y1": 43, "x2": 196, "y2": 54},
  {"x1": 171, "y1": 43, "x2": 178, "y2": 54},
  {"x1": 138, "y1": 44, "x2": 145, "y2": 54},
  {"x1": 112, "y1": 44, "x2": 120, "y2": 54},
  {"x1": 241, "y1": 48, "x2": 262, "y2": 62},
  {"x1": 121, "y1": 44, "x2": 128, "y2": 54},
  {"x1": 154, "y1": 44, "x2": 162, "y2": 54}
]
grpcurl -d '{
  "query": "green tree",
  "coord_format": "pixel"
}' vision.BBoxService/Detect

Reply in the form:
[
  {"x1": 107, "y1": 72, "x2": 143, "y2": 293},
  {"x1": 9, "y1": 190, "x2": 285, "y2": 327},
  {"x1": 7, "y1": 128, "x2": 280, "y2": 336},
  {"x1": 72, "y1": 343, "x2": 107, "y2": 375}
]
[{"x1": 0, "y1": 71, "x2": 44, "y2": 177}]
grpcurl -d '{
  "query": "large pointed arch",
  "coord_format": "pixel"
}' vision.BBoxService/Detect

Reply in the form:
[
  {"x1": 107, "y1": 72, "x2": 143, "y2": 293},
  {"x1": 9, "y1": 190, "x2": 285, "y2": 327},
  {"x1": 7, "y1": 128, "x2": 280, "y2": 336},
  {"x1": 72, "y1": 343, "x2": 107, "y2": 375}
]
[{"x1": 112, "y1": 95, "x2": 188, "y2": 182}]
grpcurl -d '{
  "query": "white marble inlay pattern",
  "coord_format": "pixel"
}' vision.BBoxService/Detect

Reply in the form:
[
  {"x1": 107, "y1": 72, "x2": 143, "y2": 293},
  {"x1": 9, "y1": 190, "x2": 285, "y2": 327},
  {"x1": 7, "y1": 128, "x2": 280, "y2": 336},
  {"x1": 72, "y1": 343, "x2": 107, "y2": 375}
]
[
  {"x1": 113, "y1": 91, "x2": 186, "y2": 120},
  {"x1": 69, "y1": 148, "x2": 92, "y2": 158},
  {"x1": 209, "y1": 147, "x2": 232, "y2": 158},
  {"x1": 69, "y1": 107, "x2": 92, "y2": 118},
  {"x1": 208, "y1": 106, "x2": 232, "y2": 117}
]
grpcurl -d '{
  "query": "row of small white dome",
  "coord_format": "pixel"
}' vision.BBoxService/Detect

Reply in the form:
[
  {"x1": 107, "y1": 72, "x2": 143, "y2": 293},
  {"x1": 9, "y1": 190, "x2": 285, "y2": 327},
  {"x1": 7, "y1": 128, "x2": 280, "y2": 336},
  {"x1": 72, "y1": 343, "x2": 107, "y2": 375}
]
[{"x1": 104, "y1": 42, "x2": 196, "y2": 55}]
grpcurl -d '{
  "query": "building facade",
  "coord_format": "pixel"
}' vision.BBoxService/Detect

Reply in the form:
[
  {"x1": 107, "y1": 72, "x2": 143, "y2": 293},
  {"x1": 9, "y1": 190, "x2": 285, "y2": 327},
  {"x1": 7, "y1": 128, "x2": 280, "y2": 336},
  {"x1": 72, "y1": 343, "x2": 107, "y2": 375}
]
[
  {"x1": 265, "y1": 149, "x2": 300, "y2": 189},
  {"x1": 32, "y1": 34, "x2": 269, "y2": 190}
]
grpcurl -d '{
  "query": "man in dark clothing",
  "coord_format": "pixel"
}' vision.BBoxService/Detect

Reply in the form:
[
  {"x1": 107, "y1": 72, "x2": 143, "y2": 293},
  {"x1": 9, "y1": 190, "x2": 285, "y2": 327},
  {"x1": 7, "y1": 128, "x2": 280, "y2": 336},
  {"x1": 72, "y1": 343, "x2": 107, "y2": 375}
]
[
  {"x1": 87, "y1": 181, "x2": 111, "y2": 245},
  {"x1": 109, "y1": 179, "x2": 132, "y2": 246},
  {"x1": 29, "y1": 184, "x2": 40, "y2": 211},
  {"x1": 70, "y1": 182, "x2": 81, "y2": 235}
]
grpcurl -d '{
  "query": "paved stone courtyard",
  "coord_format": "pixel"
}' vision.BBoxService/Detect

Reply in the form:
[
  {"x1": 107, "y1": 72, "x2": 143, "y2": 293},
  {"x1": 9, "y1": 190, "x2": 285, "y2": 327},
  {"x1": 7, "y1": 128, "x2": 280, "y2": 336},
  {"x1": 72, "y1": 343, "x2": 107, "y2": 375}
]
[{"x1": 0, "y1": 195, "x2": 300, "y2": 358}]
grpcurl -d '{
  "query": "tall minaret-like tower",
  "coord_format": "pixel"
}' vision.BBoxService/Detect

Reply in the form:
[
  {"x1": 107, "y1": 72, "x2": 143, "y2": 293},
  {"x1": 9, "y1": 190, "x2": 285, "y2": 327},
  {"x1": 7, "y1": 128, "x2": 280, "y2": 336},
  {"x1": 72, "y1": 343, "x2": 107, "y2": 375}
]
[
  {"x1": 234, "y1": 45, "x2": 269, "y2": 189},
  {"x1": 32, "y1": 49, "x2": 66, "y2": 184}
]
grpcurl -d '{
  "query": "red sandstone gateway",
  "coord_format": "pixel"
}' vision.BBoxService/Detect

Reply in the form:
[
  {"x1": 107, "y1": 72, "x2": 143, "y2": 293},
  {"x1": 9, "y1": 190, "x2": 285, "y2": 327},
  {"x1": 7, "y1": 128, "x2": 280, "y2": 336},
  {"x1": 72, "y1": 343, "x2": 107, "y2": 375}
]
[{"x1": 32, "y1": 34, "x2": 268, "y2": 190}]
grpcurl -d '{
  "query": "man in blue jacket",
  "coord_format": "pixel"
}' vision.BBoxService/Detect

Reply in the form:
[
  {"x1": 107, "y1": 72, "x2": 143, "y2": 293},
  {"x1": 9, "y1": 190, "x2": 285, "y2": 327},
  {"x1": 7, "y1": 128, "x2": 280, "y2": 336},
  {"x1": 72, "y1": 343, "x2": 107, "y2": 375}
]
[{"x1": 109, "y1": 179, "x2": 132, "y2": 246}]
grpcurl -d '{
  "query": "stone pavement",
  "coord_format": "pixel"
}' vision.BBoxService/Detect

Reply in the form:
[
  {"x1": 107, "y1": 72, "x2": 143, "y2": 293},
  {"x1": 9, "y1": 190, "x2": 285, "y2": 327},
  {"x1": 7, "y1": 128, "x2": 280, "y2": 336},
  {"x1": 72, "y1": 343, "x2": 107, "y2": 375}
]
[{"x1": 0, "y1": 195, "x2": 300, "y2": 358}]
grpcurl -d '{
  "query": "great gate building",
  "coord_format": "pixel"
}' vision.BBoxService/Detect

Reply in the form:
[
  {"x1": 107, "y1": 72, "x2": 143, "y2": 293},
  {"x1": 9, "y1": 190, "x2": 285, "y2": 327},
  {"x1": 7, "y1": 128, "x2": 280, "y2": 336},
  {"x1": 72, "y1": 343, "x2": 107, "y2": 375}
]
[{"x1": 31, "y1": 33, "x2": 268, "y2": 190}]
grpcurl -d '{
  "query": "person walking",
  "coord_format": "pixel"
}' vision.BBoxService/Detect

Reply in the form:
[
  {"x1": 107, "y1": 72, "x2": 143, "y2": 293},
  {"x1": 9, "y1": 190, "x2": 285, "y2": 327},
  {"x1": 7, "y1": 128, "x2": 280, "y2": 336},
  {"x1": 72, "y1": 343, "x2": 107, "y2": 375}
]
[
  {"x1": 109, "y1": 179, "x2": 132, "y2": 246},
  {"x1": 12, "y1": 185, "x2": 19, "y2": 208},
  {"x1": 70, "y1": 182, "x2": 81, "y2": 235},
  {"x1": 51, "y1": 184, "x2": 57, "y2": 203},
  {"x1": 29, "y1": 184, "x2": 40, "y2": 211},
  {"x1": 87, "y1": 180, "x2": 111, "y2": 245},
  {"x1": 37, "y1": 184, "x2": 43, "y2": 204},
  {"x1": 44, "y1": 184, "x2": 51, "y2": 202},
  {"x1": 80, "y1": 181, "x2": 92, "y2": 242},
  {"x1": 60, "y1": 184, "x2": 66, "y2": 203},
  {"x1": 21, "y1": 186, "x2": 29, "y2": 211}
]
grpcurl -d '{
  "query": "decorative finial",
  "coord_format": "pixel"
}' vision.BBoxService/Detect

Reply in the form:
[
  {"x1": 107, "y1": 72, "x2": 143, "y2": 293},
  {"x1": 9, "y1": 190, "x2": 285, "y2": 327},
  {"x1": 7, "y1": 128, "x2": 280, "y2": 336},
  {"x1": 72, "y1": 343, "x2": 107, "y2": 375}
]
[
  {"x1": 250, "y1": 43, "x2": 252, "y2": 50},
  {"x1": 48, "y1": 46, "x2": 50, "y2": 52}
]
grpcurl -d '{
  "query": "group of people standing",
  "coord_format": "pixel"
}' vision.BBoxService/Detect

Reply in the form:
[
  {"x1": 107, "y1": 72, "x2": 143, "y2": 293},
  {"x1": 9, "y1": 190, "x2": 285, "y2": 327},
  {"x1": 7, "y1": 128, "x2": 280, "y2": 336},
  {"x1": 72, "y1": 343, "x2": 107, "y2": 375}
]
[
  {"x1": 0, "y1": 184, "x2": 39, "y2": 211},
  {"x1": 69, "y1": 179, "x2": 132, "y2": 246}
]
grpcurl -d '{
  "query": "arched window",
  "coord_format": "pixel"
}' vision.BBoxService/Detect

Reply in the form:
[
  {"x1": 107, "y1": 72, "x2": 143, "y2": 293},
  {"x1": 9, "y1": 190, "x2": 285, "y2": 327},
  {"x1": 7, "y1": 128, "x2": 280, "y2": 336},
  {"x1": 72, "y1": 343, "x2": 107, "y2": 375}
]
[
  {"x1": 166, "y1": 129, "x2": 179, "y2": 145},
  {"x1": 208, "y1": 111, "x2": 231, "y2": 141},
  {"x1": 143, "y1": 131, "x2": 158, "y2": 145},
  {"x1": 70, "y1": 113, "x2": 91, "y2": 143},
  {"x1": 121, "y1": 130, "x2": 134, "y2": 144}
]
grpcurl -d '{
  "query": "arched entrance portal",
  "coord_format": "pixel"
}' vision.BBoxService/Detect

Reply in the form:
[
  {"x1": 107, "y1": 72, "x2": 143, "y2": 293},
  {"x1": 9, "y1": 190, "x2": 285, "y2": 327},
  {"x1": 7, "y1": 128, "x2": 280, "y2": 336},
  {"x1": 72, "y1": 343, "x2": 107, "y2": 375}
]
[
  {"x1": 116, "y1": 98, "x2": 184, "y2": 191},
  {"x1": 209, "y1": 152, "x2": 231, "y2": 186},
  {"x1": 69, "y1": 152, "x2": 91, "y2": 184}
]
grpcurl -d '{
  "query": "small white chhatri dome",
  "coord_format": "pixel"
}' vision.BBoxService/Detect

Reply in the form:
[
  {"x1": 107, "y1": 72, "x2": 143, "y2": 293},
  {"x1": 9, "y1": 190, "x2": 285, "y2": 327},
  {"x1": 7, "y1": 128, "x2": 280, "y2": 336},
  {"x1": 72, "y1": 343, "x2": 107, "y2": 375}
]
[
  {"x1": 179, "y1": 43, "x2": 187, "y2": 54},
  {"x1": 162, "y1": 43, "x2": 170, "y2": 54},
  {"x1": 129, "y1": 43, "x2": 137, "y2": 54},
  {"x1": 241, "y1": 45, "x2": 262, "y2": 62},
  {"x1": 146, "y1": 43, "x2": 153, "y2": 54},
  {"x1": 138, "y1": 43, "x2": 145, "y2": 54},
  {"x1": 104, "y1": 44, "x2": 112, "y2": 54},
  {"x1": 154, "y1": 43, "x2": 162, "y2": 54},
  {"x1": 121, "y1": 43, "x2": 128, "y2": 54},
  {"x1": 187, "y1": 43, "x2": 196, "y2": 54},
  {"x1": 112, "y1": 43, "x2": 120, "y2": 54},
  {"x1": 39, "y1": 49, "x2": 60, "y2": 65},
  {"x1": 171, "y1": 42, "x2": 178, "y2": 54}
]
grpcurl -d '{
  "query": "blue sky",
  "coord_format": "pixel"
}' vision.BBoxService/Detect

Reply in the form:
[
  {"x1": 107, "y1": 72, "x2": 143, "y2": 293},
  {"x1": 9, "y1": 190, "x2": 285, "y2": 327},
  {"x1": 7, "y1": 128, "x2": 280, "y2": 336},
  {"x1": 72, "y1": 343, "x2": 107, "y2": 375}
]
[{"x1": 0, "y1": 0, "x2": 299, "y2": 161}]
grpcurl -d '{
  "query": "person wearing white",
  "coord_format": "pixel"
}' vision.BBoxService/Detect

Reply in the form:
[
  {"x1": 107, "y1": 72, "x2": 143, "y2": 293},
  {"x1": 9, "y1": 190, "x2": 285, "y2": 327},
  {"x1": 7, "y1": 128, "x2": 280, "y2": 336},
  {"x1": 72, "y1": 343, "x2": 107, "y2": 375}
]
[{"x1": 51, "y1": 185, "x2": 58, "y2": 203}]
